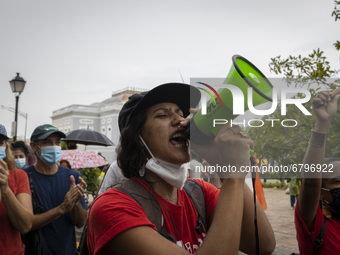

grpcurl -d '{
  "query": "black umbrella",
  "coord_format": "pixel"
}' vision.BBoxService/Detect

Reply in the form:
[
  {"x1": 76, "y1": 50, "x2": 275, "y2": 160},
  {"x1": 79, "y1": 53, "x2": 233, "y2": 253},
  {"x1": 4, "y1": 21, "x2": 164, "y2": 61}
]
[{"x1": 63, "y1": 129, "x2": 114, "y2": 147}]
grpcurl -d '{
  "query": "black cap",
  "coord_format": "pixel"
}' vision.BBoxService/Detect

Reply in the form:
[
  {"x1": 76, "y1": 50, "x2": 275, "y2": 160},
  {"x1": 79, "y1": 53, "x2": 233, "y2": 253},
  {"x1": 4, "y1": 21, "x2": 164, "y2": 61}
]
[
  {"x1": 118, "y1": 83, "x2": 201, "y2": 131},
  {"x1": 31, "y1": 124, "x2": 66, "y2": 142}
]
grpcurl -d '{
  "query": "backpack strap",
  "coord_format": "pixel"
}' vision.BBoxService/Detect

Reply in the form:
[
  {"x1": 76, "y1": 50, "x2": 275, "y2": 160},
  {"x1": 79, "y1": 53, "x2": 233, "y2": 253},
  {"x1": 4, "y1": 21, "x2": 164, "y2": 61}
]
[
  {"x1": 183, "y1": 179, "x2": 207, "y2": 234},
  {"x1": 27, "y1": 172, "x2": 46, "y2": 214},
  {"x1": 27, "y1": 172, "x2": 38, "y2": 204},
  {"x1": 114, "y1": 179, "x2": 176, "y2": 243},
  {"x1": 114, "y1": 180, "x2": 163, "y2": 231},
  {"x1": 313, "y1": 216, "x2": 327, "y2": 255},
  {"x1": 115, "y1": 179, "x2": 208, "y2": 240}
]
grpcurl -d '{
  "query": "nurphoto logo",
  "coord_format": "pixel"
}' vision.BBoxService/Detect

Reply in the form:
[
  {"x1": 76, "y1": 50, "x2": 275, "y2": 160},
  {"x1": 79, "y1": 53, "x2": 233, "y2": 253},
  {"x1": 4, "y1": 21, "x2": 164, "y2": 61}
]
[
  {"x1": 197, "y1": 83, "x2": 311, "y2": 117},
  {"x1": 192, "y1": 79, "x2": 313, "y2": 129}
]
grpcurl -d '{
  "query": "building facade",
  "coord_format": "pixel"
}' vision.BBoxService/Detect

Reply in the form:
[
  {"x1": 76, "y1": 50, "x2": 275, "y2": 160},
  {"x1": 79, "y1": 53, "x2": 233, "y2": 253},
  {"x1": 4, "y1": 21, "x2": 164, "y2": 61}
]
[{"x1": 51, "y1": 87, "x2": 147, "y2": 162}]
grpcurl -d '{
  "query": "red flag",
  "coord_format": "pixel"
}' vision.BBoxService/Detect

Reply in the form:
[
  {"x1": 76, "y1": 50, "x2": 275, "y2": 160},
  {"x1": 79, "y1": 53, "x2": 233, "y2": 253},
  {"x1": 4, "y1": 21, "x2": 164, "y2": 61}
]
[{"x1": 253, "y1": 153, "x2": 267, "y2": 210}]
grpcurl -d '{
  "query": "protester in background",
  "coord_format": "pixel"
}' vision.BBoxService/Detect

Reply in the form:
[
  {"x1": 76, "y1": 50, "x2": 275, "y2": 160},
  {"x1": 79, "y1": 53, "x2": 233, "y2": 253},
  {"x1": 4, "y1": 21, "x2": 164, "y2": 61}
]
[
  {"x1": 22, "y1": 124, "x2": 88, "y2": 255},
  {"x1": 97, "y1": 161, "x2": 128, "y2": 196},
  {"x1": 100, "y1": 164, "x2": 110, "y2": 173},
  {"x1": 87, "y1": 83, "x2": 275, "y2": 255},
  {"x1": 97, "y1": 152, "x2": 110, "y2": 173},
  {"x1": 97, "y1": 145, "x2": 126, "y2": 196},
  {"x1": 11, "y1": 140, "x2": 30, "y2": 169},
  {"x1": 26, "y1": 154, "x2": 36, "y2": 167},
  {"x1": 60, "y1": 159, "x2": 72, "y2": 169},
  {"x1": 295, "y1": 91, "x2": 340, "y2": 254},
  {"x1": 289, "y1": 177, "x2": 300, "y2": 210},
  {"x1": 0, "y1": 124, "x2": 33, "y2": 255},
  {"x1": 67, "y1": 141, "x2": 77, "y2": 150}
]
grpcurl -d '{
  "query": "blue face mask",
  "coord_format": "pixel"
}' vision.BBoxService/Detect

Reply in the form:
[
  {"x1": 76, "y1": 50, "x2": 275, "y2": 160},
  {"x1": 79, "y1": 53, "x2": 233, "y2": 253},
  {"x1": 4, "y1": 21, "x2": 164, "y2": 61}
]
[
  {"x1": 0, "y1": 146, "x2": 6, "y2": 160},
  {"x1": 37, "y1": 145, "x2": 61, "y2": 167},
  {"x1": 15, "y1": 158, "x2": 26, "y2": 169}
]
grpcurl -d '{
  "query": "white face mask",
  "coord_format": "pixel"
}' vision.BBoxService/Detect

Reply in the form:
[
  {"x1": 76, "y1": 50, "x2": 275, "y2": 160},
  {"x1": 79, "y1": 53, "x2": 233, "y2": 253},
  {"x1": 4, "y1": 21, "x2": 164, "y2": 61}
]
[{"x1": 139, "y1": 135, "x2": 188, "y2": 190}]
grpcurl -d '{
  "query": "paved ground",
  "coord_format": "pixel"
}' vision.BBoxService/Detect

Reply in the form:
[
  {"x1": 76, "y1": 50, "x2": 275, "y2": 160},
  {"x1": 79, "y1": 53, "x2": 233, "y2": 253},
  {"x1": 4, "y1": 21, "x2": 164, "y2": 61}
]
[
  {"x1": 78, "y1": 188, "x2": 300, "y2": 255},
  {"x1": 262, "y1": 187, "x2": 299, "y2": 255}
]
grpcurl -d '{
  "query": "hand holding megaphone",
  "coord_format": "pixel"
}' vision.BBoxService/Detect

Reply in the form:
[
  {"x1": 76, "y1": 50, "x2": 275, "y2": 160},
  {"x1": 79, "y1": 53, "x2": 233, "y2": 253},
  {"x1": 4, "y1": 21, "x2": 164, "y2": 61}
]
[{"x1": 190, "y1": 122, "x2": 255, "y2": 179}]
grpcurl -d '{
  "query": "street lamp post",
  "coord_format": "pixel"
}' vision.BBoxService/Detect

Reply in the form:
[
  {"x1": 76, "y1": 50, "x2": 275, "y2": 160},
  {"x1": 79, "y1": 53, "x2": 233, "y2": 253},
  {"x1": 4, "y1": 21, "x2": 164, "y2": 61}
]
[
  {"x1": 0, "y1": 106, "x2": 28, "y2": 141},
  {"x1": 9, "y1": 73, "x2": 26, "y2": 141}
]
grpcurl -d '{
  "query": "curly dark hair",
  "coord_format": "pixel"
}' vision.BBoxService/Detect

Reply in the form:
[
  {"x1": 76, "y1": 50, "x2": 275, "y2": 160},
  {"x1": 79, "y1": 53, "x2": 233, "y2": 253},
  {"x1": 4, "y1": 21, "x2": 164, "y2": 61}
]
[
  {"x1": 11, "y1": 140, "x2": 30, "y2": 157},
  {"x1": 117, "y1": 109, "x2": 149, "y2": 179}
]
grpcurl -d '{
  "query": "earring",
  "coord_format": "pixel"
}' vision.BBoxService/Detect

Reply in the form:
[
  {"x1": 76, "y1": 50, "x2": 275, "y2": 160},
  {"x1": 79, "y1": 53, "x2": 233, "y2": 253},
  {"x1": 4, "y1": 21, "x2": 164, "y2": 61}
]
[{"x1": 139, "y1": 166, "x2": 145, "y2": 177}]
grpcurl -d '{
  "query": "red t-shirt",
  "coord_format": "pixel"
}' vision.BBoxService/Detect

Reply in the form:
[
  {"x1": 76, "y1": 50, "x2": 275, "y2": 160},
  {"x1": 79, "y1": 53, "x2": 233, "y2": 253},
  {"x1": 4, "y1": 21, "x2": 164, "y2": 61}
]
[
  {"x1": 87, "y1": 178, "x2": 219, "y2": 255},
  {"x1": 0, "y1": 169, "x2": 31, "y2": 255},
  {"x1": 295, "y1": 200, "x2": 340, "y2": 254}
]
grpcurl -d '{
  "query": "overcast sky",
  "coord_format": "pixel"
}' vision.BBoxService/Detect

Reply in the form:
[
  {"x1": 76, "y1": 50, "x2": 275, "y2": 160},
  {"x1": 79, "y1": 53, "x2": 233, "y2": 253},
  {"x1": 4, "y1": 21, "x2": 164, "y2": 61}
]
[{"x1": 0, "y1": 0, "x2": 339, "y2": 140}]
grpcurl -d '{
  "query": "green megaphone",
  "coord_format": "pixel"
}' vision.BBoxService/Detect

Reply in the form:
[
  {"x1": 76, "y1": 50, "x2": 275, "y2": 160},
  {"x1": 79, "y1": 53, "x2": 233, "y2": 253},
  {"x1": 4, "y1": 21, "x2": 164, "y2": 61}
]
[{"x1": 187, "y1": 55, "x2": 273, "y2": 145}]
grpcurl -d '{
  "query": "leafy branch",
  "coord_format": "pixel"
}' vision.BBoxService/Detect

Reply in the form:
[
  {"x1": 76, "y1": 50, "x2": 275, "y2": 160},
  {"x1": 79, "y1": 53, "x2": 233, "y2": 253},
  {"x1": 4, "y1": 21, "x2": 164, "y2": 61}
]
[
  {"x1": 332, "y1": 1, "x2": 340, "y2": 21},
  {"x1": 269, "y1": 49, "x2": 339, "y2": 88}
]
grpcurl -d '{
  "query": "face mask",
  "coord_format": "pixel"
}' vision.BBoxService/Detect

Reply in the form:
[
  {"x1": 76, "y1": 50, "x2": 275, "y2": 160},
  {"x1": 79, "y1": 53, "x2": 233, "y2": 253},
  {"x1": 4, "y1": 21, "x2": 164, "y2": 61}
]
[
  {"x1": 15, "y1": 158, "x2": 26, "y2": 169},
  {"x1": 0, "y1": 146, "x2": 6, "y2": 160},
  {"x1": 321, "y1": 187, "x2": 340, "y2": 213},
  {"x1": 36, "y1": 145, "x2": 61, "y2": 167},
  {"x1": 139, "y1": 135, "x2": 188, "y2": 190}
]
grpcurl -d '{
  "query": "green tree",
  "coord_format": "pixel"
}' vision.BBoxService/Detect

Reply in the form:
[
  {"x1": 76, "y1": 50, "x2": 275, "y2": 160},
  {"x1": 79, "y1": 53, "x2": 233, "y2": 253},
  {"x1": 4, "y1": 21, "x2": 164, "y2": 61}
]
[
  {"x1": 333, "y1": 1, "x2": 340, "y2": 51},
  {"x1": 269, "y1": 49, "x2": 339, "y2": 89},
  {"x1": 80, "y1": 167, "x2": 102, "y2": 194},
  {"x1": 249, "y1": 1, "x2": 340, "y2": 185},
  {"x1": 61, "y1": 141, "x2": 68, "y2": 150}
]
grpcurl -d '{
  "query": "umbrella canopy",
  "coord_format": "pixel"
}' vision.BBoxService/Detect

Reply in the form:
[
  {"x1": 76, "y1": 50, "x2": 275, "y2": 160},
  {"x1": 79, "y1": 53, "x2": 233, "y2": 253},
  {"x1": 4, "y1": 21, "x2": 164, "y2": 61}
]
[
  {"x1": 60, "y1": 150, "x2": 108, "y2": 169},
  {"x1": 63, "y1": 129, "x2": 114, "y2": 147}
]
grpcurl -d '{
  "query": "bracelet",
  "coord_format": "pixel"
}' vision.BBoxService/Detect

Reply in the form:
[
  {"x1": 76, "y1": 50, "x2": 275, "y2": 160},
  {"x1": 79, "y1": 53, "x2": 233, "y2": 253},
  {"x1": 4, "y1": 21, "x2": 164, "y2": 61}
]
[{"x1": 308, "y1": 129, "x2": 328, "y2": 148}]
